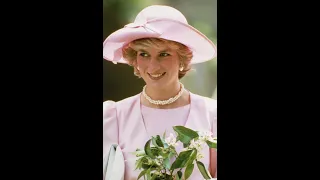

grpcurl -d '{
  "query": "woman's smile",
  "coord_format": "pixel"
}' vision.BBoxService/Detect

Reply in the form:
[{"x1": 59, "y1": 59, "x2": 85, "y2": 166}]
[{"x1": 148, "y1": 72, "x2": 166, "y2": 80}]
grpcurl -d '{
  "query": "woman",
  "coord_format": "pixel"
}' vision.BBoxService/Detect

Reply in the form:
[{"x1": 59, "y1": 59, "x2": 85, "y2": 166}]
[{"x1": 103, "y1": 5, "x2": 217, "y2": 180}]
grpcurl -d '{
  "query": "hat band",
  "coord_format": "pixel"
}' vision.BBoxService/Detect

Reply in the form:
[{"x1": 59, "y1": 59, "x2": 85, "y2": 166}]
[{"x1": 124, "y1": 22, "x2": 162, "y2": 35}]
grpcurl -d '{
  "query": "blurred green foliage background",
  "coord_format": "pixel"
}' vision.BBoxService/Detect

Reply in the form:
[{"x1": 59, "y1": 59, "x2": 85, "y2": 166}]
[{"x1": 103, "y1": 0, "x2": 217, "y2": 101}]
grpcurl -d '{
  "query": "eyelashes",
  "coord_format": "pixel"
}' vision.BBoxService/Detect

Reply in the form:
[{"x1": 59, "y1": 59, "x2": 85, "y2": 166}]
[
  {"x1": 139, "y1": 52, "x2": 149, "y2": 57},
  {"x1": 159, "y1": 53, "x2": 170, "y2": 57},
  {"x1": 138, "y1": 52, "x2": 171, "y2": 57}
]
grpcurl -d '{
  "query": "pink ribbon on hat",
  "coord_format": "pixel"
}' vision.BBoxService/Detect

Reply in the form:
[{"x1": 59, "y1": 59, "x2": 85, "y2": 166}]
[{"x1": 124, "y1": 19, "x2": 162, "y2": 35}]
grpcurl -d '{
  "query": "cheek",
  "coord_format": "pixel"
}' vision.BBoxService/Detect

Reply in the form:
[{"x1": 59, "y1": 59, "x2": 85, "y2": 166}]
[
  {"x1": 162, "y1": 58, "x2": 179, "y2": 71},
  {"x1": 136, "y1": 58, "x2": 147, "y2": 69}
]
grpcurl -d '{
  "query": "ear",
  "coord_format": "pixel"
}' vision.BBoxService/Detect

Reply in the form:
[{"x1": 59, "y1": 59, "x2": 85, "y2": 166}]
[
  {"x1": 179, "y1": 61, "x2": 184, "y2": 71},
  {"x1": 133, "y1": 60, "x2": 139, "y2": 71}
]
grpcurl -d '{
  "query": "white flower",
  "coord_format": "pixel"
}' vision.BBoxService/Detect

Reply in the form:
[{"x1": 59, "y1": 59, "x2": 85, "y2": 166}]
[
  {"x1": 165, "y1": 133, "x2": 179, "y2": 147},
  {"x1": 155, "y1": 159, "x2": 161, "y2": 166},
  {"x1": 196, "y1": 152, "x2": 204, "y2": 160},
  {"x1": 199, "y1": 131, "x2": 214, "y2": 142},
  {"x1": 189, "y1": 139, "x2": 204, "y2": 151},
  {"x1": 181, "y1": 147, "x2": 189, "y2": 152},
  {"x1": 156, "y1": 156, "x2": 163, "y2": 160}
]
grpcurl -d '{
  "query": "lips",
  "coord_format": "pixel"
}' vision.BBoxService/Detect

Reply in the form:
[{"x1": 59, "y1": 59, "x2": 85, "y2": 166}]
[{"x1": 148, "y1": 72, "x2": 166, "y2": 80}]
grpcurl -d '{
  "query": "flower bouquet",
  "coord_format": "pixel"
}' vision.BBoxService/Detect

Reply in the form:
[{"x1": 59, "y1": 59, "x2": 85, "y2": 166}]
[{"x1": 133, "y1": 126, "x2": 217, "y2": 180}]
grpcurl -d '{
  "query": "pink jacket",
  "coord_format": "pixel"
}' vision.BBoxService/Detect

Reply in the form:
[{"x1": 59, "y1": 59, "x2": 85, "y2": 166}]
[{"x1": 103, "y1": 92, "x2": 217, "y2": 179}]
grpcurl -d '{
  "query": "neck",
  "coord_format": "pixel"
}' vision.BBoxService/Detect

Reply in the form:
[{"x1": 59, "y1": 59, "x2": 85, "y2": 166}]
[
  {"x1": 141, "y1": 81, "x2": 190, "y2": 109},
  {"x1": 145, "y1": 81, "x2": 181, "y2": 100}
]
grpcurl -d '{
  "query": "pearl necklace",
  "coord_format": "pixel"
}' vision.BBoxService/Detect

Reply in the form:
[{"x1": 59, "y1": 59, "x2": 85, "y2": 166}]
[{"x1": 142, "y1": 82, "x2": 185, "y2": 105}]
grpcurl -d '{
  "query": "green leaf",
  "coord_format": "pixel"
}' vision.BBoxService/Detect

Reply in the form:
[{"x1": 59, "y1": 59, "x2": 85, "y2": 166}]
[
  {"x1": 145, "y1": 139, "x2": 155, "y2": 158},
  {"x1": 170, "y1": 150, "x2": 193, "y2": 170},
  {"x1": 155, "y1": 135, "x2": 164, "y2": 147},
  {"x1": 150, "y1": 147, "x2": 160, "y2": 157},
  {"x1": 158, "y1": 148, "x2": 168, "y2": 158},
  {"x1": 150, "y1": 173, "x2": 157, "y2": 180},
  {"x1": 166, "y1": 175, "x2": 174, "y2": 180},
  {"x1": 185, "y1": 149, "x2": 197, "y2": 166},
  {"x1": 160, "y1": 133, "x2": 169, "y2": 148},
  {"x1": 141, "y1": 163, "x2": 158, "y2": 170},
  {"x1": 163, "y1": 142, "x2": 169, "y2": 148},
  {"x1": 141, "y1": 157, "x2": 156, "y2": 170},
  {"x1": 162, "y1": 130, "x2": 167, "y2": 140},
  {"x1": 141, "y1": 163, "x2": 150, "y2": 169},
  {"x1": 206, "y1": 140, "x2": 217, "y2": 149},
  {"x1": 152, "y1": 135, "x2": 164, "y2": 148},
  {"x1": 163, "y1": 157, "x2": 171, "y2": 169},
  {"x1": 173, "y1": 126, "x2": 199, "y2": 144},
  {"x1": 196, "y1": 161, "x2": 212, "y2": 179},
  {"x1": 152, "y1": 136, "x2": 159, "y2": 147},
  {"x1": 134, "y1": 149, "x2": 146, "y2": 157},
  {"x1": 140, "y1": 157, "x2": 151, "y2": 170},
  {"x1": 183, "y1": 141, "x2": 190, "y2": 148},
  {"x1": 146, "y1": 168, "x2": 151, "y2": 179},
  {"x1": 135, "y1": 157, "x2": 144, "y2": 170},
  {"x1": 177, "y1": 171, "x2": 183, "y2": 180},
  {"x1": 162, "y1": 151, "x2": 175, "y2": 161},
  {"x1": 168, "y1": 152, "x2": 175, "y2": 159},
  {"x1": 137, "y1": 169, "x2": 147, "y2": 180},
  {"x1": 184, "y1": 163, "x2": 194, "y2": 180},
  {"x1": 173, "y1": 126, "x2": 199, "y2": 138}
]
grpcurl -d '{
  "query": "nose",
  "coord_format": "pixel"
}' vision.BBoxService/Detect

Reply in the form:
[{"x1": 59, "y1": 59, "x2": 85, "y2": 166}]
[{"x1": 148, "y1": 58, "x2": 160, "y2": 73}]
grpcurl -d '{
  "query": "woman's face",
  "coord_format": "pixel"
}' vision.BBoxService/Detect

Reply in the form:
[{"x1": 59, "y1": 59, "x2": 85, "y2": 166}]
[{"x1": 136, "y1": 44, "x2": 180, "y2": 89}]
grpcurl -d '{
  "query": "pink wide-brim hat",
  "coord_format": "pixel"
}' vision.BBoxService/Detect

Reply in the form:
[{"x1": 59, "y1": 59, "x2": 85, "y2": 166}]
[{"x1": 103, "y1": 5, "x2": 216, "y2": 64}]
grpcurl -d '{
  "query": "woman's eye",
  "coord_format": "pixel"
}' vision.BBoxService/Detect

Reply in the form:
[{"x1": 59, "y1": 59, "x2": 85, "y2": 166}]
[
  {"x1": 160, "y1": 53, "x2": 170, "y2": 57},
  {"x1": 139, "y1": 53, "x2": 149, "y2": 57}
]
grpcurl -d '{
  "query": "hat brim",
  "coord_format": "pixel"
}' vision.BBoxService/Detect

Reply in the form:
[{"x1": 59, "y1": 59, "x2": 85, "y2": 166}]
[{"x1": 103, "y1": 19, "x2": 216, "y2": 64}]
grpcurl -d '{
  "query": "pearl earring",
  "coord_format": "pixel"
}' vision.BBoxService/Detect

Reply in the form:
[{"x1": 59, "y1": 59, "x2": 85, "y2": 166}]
[
  {"x1": 179, "y1": 66, "x2": 184, "y2": 71},
  {"x1": 137, "y1": 66, "x2": 140, "y2": 71}
]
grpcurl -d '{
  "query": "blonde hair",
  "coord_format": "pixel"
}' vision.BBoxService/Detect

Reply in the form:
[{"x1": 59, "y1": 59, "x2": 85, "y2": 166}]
[{"x1": 122, "y1": 38, "x2": 193, "y2": 79}]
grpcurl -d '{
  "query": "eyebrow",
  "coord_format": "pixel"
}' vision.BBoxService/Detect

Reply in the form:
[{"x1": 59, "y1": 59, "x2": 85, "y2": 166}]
[
  {"x1": 137, "y1": 49, "x2": 172, "y2": 53},
  {"x1": 137, "y1": 49, "x2": 148, "y2": 52},
  {"x1": 159, "y1": 49, "x2": 171, "y2": 53}
]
